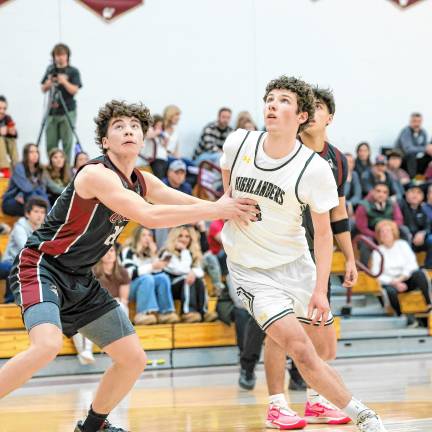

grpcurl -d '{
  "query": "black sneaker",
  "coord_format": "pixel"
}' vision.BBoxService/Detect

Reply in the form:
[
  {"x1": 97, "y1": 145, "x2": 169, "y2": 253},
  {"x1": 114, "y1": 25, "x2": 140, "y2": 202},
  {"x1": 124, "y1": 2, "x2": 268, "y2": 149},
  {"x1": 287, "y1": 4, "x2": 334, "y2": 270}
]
[
  {"x1": 74, "y1": 420, "x2": 129, "y2": 431},
  {"x1": 238, "y1": 368, "x2": 256, "y2": 390},
  {"x1": 288, "y1": 366, "x2": 306, "y2": 391}
]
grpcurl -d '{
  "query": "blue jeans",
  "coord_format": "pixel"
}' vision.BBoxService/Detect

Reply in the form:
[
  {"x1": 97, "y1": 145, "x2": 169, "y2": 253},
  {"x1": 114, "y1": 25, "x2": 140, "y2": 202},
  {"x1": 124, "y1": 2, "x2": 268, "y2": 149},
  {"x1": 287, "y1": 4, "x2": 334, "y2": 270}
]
[
  {"x1": 129, "y1": 273, "x2": 174, "y2": 314},
  {"x1": 0, "y1": 260, "x2": 13, "y2": 303}
]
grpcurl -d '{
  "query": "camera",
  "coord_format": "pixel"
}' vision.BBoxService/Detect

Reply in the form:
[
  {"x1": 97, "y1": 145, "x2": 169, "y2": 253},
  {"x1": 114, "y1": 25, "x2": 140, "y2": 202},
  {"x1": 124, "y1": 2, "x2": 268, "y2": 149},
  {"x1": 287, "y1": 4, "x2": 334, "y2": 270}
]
[{"x1": 50, "y1": 64, "x2": 66, "y2": 79}]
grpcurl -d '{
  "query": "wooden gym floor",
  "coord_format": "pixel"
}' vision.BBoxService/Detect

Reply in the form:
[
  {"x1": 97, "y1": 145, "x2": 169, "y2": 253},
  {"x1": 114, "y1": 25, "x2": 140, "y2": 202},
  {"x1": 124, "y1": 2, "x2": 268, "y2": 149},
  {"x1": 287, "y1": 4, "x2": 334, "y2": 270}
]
[{"x1": 0, "y1": 354, "x2": 431, "y2": 431}]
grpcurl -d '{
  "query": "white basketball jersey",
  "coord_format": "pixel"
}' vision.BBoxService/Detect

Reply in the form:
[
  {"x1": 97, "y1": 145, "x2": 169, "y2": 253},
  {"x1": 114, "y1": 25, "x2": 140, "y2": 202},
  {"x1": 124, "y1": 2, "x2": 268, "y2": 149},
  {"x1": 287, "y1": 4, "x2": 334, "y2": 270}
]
[{"x1": 221, "y1": 129, "x2": 338, "y2": 269}]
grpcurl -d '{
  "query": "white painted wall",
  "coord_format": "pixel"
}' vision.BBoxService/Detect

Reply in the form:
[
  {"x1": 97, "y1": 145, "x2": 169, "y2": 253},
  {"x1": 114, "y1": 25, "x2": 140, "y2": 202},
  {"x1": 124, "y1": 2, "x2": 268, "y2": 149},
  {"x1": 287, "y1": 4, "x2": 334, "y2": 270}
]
[{"x1": 1, "y1": 0, "x2": 431, "y2": 161}]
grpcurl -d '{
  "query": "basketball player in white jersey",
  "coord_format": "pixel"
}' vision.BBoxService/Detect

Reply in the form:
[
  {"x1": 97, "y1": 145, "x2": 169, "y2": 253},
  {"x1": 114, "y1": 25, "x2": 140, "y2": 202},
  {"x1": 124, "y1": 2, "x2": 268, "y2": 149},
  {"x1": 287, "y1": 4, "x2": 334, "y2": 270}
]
[
  {"x1": 263, "y1": 87, "x2": 359, "y2": 427},
  {"x1": 220, "y1": 76, "x2": 386, "y2": 431}
]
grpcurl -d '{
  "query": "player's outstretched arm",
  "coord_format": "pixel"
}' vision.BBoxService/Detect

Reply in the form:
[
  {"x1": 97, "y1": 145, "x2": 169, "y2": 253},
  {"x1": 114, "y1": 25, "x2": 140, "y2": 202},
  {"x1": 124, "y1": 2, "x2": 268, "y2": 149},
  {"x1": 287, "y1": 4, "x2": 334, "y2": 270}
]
[
  {"x1": 75, "y1": 164, "x2": 257, "y2": 229},
  {"x1": 308, "y1": 210, "x2": 333, "y2": 326},
  {"x1": 330, "y1": 196, "x2": 358, "y2": 288},
  {"x1": 142, "y1": 171, "x2": 202, "y2": 205}
]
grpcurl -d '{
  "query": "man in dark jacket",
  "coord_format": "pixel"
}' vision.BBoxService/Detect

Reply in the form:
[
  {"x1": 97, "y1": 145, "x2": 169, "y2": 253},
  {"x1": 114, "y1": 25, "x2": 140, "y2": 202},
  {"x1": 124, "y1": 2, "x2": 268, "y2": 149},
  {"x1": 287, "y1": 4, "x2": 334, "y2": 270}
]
[
  {"x1": 395, "y1": 112, "x2": 431, "y2": 178},
  {"x1": 400, "y1": 182, "x2": 432, "y2": 268}
]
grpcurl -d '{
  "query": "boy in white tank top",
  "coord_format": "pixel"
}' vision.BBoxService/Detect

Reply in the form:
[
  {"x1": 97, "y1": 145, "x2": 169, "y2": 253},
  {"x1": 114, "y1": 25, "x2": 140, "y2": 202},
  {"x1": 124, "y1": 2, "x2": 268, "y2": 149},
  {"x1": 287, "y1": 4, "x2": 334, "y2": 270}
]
[{"x1": 220, "y1": 76, "x2": 387, "y2": 432}]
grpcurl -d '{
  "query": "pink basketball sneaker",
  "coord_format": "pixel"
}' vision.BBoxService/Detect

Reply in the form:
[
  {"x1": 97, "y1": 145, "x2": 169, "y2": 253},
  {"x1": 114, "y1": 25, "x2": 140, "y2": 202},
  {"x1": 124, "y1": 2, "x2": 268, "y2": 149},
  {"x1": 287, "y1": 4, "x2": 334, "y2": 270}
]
[
  {"x1": 304, "y1": 400, "x2": 351, "y2": 424},
  {"x1": 266, "y1": 404, "x2": 307, "y2": 430}
]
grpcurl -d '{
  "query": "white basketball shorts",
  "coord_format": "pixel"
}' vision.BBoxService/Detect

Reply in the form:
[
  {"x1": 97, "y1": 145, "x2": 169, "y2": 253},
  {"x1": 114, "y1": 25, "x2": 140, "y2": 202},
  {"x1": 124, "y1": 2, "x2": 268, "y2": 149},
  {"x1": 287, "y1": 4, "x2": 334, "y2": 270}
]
[{"x1": 228, "y1": 252, "x2": 334, "y2": 331}]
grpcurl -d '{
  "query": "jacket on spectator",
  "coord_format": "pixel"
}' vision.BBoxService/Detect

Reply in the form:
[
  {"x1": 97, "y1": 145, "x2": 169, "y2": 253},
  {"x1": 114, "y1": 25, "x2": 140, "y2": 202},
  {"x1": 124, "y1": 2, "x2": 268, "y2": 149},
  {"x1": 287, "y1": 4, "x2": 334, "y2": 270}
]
[
  {"x1": 344, "y1": 170, "x2": 362, "y2": 208},
  {"x1": 355, "y1": 198, "x2": 404, "y2": 238},
  {"x1": 194, "y1": 122, "x2": 233, "y2": 158},
  {"x1": 354, "y1": 159, "x2": 371, "y2": 179},
  {"x1": 399, "y1": 200, "x2": 431, "y2": 236},
  {"x1": 422, "y1": 202, "x2": 432, "y2": 223},
  {"x1": 2, "y1": 217, "x2": 33, "y2": 262},
  {"x1": 163, "y1": 249, "x2": 204, "y2": 278},
  {"x1": 120, "y1": 247, "x2": 154, "y2": 280},
  {"x1": 360, "y1": 170, "x2": 396, "y2": 197},
  {"x1": 396, "y1": 126, "x2": 428, "y2": 155},
  {"x1": 2, "y1": 163, "x2": 48, "y2": 204}
]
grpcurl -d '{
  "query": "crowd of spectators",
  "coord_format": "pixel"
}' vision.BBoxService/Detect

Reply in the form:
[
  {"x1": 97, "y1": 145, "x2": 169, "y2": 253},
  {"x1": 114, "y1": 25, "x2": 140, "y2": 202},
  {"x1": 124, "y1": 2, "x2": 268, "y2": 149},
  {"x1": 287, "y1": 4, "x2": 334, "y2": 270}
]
[{"x1": 2, "y1": 64, "x2": 432, "y2": 349}]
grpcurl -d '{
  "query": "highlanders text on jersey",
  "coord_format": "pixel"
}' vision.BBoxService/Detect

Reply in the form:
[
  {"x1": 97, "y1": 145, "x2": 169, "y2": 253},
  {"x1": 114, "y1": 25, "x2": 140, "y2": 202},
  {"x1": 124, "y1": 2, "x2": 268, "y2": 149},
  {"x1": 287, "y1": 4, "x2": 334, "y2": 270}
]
[{"x1": 220, "y1": 129, "x2": 338, "y2": 269}]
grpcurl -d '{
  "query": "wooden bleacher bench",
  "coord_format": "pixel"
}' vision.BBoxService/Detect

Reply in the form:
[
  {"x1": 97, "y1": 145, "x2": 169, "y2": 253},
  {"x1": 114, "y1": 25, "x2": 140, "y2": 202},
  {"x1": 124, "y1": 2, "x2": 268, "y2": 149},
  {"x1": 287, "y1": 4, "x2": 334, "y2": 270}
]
[
  {"x1": 399, "y1": 290, "x2": 430, "y2": 315},
  {"x1": 352, "y1": 272, "x2": 382, "y2": 295},
  {"x1": 331, "y1": 251, "x2": 345, "y2": 274},
  {"x1": 0, "y1": 297, "x2": 230, "y2": 358}
]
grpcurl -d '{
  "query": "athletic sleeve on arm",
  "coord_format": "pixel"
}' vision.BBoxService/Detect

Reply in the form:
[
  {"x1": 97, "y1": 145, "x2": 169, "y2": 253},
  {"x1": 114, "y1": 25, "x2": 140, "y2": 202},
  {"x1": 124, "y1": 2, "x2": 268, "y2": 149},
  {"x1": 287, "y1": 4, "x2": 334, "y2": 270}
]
[
  {"x1": 220, "y1": 129, "x2": 246, "y2": 170},
  {"x1": 299, "y1": 156, "x2": 339, "y2": 213}
]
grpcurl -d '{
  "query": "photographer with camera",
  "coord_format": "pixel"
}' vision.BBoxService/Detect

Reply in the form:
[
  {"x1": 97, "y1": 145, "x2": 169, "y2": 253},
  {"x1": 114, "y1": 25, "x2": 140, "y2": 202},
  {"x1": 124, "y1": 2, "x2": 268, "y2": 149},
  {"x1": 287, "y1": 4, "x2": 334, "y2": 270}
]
[{"x1": 40, "y1": 43, "x2": 82, "y2": 162}]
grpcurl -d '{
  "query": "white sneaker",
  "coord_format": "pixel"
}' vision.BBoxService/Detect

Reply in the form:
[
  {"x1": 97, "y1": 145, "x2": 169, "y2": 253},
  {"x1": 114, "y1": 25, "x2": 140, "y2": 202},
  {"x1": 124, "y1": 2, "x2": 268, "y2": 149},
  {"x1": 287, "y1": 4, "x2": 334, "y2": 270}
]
[
  {"x1": 356, "y1": 410, "x2": 387, "y2": 431},
  {"x1": 77, "y1": 350, "x2": 95, "y2": 365}
]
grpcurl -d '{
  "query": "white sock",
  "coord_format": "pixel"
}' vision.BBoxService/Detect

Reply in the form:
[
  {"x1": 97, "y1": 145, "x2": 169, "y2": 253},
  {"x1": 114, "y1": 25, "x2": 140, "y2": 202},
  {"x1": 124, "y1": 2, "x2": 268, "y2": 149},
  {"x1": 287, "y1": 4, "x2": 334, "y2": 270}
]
[
  {"x1": 306, "y1": 388, "x2": 323, "y2": 404},
  {"x1": 269, "y1": 393, "x2": 288, "y2": 409},
  {"x1": 341, "y1": 397, "x2": 372, "y2": 422}
]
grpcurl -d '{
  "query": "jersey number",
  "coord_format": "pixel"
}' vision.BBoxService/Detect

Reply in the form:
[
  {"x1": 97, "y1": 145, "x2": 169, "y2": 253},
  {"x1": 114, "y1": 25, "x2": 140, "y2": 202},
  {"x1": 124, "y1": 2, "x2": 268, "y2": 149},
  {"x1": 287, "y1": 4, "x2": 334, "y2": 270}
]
[{"x1": 104, "y1": 225, "x2": 125, "y2": 246}]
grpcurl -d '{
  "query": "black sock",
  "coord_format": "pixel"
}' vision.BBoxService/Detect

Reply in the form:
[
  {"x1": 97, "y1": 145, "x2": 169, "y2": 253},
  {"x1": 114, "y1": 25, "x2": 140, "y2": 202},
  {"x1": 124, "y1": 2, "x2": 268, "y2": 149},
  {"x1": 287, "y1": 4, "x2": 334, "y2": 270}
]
[{"x1": 81, "y1": 406, "x2": 109, "y2": 432}]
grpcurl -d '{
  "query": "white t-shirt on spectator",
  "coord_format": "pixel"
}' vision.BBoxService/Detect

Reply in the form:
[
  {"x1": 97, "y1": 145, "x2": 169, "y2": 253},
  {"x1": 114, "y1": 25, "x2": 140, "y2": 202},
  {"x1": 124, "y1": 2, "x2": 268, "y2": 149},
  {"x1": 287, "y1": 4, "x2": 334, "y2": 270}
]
[{"x1": 371, "y1": 239, "x2": 419, "y2": 285}]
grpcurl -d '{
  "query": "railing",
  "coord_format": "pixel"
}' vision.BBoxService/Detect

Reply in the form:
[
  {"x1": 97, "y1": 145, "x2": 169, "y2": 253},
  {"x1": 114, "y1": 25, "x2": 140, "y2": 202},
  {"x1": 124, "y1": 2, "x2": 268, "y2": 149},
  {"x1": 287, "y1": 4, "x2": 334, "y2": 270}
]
[
  {"x1": 196, "y1": 160, "x2": 223, "y2": 200},
  {"x1": 345, "y1": 234, "x2": 384, "y2": 305}
]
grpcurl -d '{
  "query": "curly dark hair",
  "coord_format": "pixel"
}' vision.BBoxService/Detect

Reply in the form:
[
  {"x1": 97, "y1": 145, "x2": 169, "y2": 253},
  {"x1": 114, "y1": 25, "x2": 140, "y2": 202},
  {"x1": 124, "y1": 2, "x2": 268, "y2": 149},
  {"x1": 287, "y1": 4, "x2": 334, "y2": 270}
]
[
  {"x1": 94, "y1": 100, "x2": 153, "y2": 154},
  {"x1": 313, "y1": 87, "x2": 335, "y2": 115},
  {"x1": 263, "y1": 76, "x2": 315, "y2": 133}
]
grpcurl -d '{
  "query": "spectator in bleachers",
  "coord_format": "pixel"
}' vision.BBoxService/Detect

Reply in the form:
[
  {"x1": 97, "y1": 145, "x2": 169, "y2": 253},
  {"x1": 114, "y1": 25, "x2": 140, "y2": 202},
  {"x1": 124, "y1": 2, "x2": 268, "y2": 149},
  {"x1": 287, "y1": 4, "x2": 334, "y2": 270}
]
[
  {"x1": 44, "y1": 148, "x2": 71, "y2": 205},
  {"x1": 354, "y1": 141, "x2": 372, "y2": 179},
  {"x1": 399, "y1": 182, "x2": 432, "y2": 269},
  {"x1": 0, "y1": 95, "x2": 19, "y2": 172},
  {"x1": 120, "y1": 226, "x2": 179, "y2": 324},
  {"x1": 162, "y1": 159, "x2": 192, "y2": 194},
  {"x1": 395, "y1": 112, "x2": 431, "y2": 178},
  {"x1": 235, "y1": 111, "x2": 257, "y2": 131},
  {"x1": 163, "y1": 105, "x2": 181, "y2": 158},
  {"x1": 344, "y1": 153, "x2": 362, "y2": 224},
  {"x1": 140, "y1": 114, "x2": 168, "y2": 179},
  {"x1": 208, "y1": 218, "x2": 228, "y2": 276},
  {"x1": 0, "y1": 197, "x2": 47, "y2": 303},
  {"x1": 2, "y1": 143, "x2": 49, "y2": 216},
  {"x1": 163, "y1": 226, "x2": 217, "y2": 323},
  {"x1": 422, "y1": 184, "x2": 432, "y2": 223},
  {"x1": 387, "y1": 149, "x2": 410, "y2": 200},
  {"x1": 193, "y1": 107, "x2": 233, "y2": 166},
  {"x1": 371, "y1": 220, "x2": 432, "y2": 320},
  {"x1": 71, "y1": 151, "x2": 89, "y2": 176},
  {"x1": 360, "y1": 155, "x2": 397, "y2": 198},
  {"x1": 355, "y1": 182, "x2": 404, "y2": 238}
]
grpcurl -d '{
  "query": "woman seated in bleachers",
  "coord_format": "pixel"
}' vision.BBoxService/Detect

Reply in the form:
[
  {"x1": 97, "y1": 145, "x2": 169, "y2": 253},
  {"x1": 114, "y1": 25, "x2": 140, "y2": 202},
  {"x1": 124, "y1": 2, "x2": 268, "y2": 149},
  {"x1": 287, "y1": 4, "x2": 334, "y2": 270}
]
[
  {"x1": 120, "y1": 226, "x2": 179, "y2": 325},
  {"x1": 354, "y1": 141, "x2": 372, "y2": 182},
  {"x1": 344, "y1": 152, "x2": 362, "y2": 228},
  {"x1": 44, "y1": 148, "x2": 71, "y2": 205},
  {"x1": 2, "y1": 143, "x2": 49, "y2": 216},
  {"x1": 371, "y1": 220, "x2": 432, "y2": 322},
  {"x1": 71, "y1": 151, "x2": 89, "y2": 176},
  {"x1": 163, "y1": 226, "x2": 217, "y2": 323}
]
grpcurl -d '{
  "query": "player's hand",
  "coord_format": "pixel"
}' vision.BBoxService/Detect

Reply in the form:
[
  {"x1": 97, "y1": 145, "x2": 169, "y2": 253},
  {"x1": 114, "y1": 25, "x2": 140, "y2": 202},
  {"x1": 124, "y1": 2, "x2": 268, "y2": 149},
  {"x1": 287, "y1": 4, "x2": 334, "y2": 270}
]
[
  {"x1": 215, "y1": 187, "x2": 259, "y2": 225},
  {"x1": 307, "y1": 290, "x2": 331, "y2": 327},
  {"x1": 343, "y1": 259, "x2": 358, "y2": 288},
  {"x1": 0, "y1": 126, "x2": 7, "y2": 136}
]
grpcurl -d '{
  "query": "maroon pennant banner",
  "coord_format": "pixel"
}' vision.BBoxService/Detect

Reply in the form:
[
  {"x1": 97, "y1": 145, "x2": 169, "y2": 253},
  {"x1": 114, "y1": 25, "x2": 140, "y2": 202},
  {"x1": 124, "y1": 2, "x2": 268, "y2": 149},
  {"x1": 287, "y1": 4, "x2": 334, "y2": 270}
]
[
  {"x1": 389, "y1": 0, "x2": 424, "y2": 8},
  {"x1": 77, "y1": 0, "x2": 143, "y2": 21}
]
